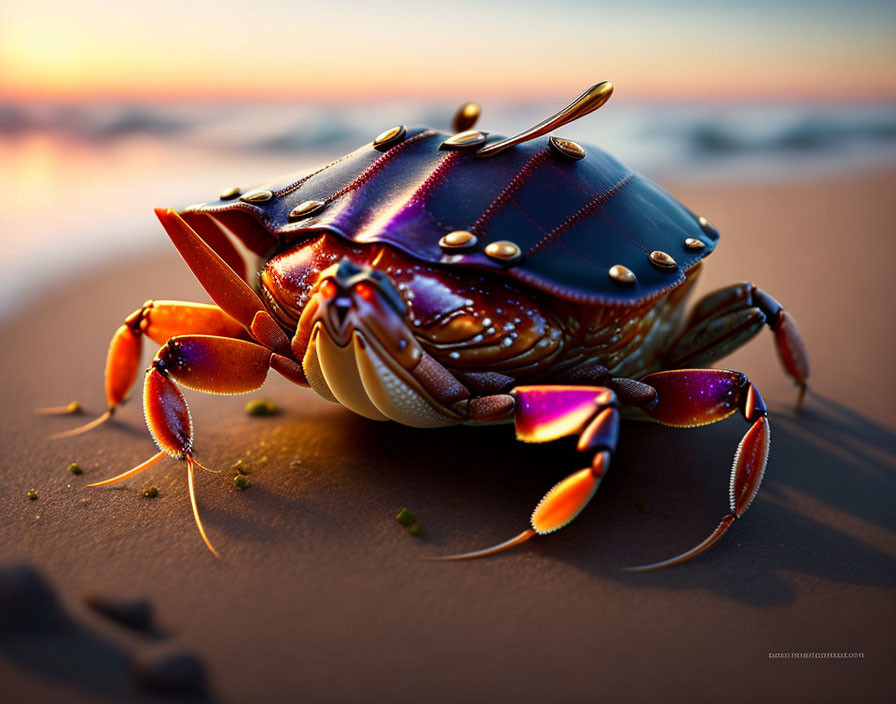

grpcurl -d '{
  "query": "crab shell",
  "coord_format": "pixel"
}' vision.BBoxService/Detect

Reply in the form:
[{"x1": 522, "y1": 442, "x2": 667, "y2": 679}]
[{"x1": 182, "y1": 126, "x2": 718, "y2": 306}]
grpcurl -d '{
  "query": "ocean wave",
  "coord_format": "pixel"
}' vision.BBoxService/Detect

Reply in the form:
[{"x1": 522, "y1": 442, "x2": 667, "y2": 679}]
[
  {"x1": 2, "y1": 100, "x2": 895, "y2": 178},
  {"x1": 682, "y1": 114, "x2": 896, "y2": 155}
]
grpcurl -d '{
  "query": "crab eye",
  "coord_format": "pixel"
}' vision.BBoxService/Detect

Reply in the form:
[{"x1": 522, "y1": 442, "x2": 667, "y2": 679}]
[
  {"x1": 355, "y1": 282, "x2": 376, "y2": 302},
  {"x1": 320, "y1": 279, "x2": 337, "y2": 300}
]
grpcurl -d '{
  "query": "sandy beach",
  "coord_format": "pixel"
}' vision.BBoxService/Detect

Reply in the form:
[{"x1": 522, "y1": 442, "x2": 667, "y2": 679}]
[{"x1": 1, "y1": 168, "x2": 894, "y2": 703}]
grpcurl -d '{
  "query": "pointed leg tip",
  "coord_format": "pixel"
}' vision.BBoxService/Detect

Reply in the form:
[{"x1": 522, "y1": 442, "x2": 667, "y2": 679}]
[
  {"x1": 621, "y1": 514, "x2": 736, "y2": 573},
  {"x1": 425, "y1": 529, "x2": 537, "y2": 561},
  {"x1": 619, "y1": 564, "x2": 660, "y2": 574},
  {"x1": 48, "y1": 409, "x2": 114, "y2": 439},
  {"x1": 186, "y1": 458, "x2": 222, "y2": 559},
  {"x1": 86, "y1": 450, "x2": 167, "y2": 487},
  {"x1": 186, "y1": 454, "x2": 219, "y2": 474},
  {"x1": 35, "y1": 401, "x2": 82, "y2": 415}
]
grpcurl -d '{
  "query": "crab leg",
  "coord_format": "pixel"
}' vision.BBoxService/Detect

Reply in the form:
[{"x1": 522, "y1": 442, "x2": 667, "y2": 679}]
[
  {"x1": 621, "y1": 369, "x2": 769, "y2": 571},
  {"x1": 431, "y1": 386, "x2": 619, "y2": 560},
  {"x1": 434, "y1": 371, "x2": 769, "y2": 569},
  {"x1": 669, "y1": 283, "x2": 809, "y2": 404},
  {"x1": 88, "y1": 334, "x2": 290, "y2": 556},
  {"x1": 49, "y1": 301, "x2": 248, "y2": 438},
  {"x1": 50, "y1": 206, "x2": 311, "y2": 438}
]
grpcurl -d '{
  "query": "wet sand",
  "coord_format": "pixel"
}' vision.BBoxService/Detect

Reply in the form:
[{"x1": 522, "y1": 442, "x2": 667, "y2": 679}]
[{"x1": 1, "y1": 169, "x2": 894, "y2": 703}]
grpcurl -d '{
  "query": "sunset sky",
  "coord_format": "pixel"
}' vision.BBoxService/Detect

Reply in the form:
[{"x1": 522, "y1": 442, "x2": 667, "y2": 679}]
[{"x1": 2, "y1": 0, "x2": 895, "y2": 103}]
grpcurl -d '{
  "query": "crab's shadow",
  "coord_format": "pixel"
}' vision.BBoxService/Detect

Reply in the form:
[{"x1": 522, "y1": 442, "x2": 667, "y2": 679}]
[{"x1": 327, "y1": 391, "x2": 896, "y2": 606}]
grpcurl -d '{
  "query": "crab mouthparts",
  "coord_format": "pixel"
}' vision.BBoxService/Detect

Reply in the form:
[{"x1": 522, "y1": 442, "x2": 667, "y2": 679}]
[{"x1": 331, "y1": 295, "x2": 353, "y2": 332}]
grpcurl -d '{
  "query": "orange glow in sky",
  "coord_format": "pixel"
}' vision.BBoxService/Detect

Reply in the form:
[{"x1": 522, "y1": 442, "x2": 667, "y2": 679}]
[{"x1": 2, "y1": 0, "x2": 895, "y2": 102}]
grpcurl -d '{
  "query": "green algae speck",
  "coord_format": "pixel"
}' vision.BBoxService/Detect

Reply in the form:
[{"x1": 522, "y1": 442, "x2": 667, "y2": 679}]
[
  {"x1": 245, "y1": 399, "x2": 278, "y2": 416},
  {"x1": 395, "y1": 508, "x2": 416, "y2": 526}
]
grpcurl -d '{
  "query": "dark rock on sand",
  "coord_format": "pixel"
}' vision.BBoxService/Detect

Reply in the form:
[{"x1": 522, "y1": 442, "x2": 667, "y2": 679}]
[
  {"x1": 0, "y1": 563, "x2": 67, "y2": 632},
  {"x1": 83, "y1": 593, "x2": 154, "y2": 632},
  {"x1": 131, "y1": 644, "x2": 207, "y2": 695}
]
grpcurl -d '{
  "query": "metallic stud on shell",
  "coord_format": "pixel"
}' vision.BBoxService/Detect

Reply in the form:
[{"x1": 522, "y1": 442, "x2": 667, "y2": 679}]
[
  {"x1": 439, "y1": 230, "x2": 478, "y2": 250},
  {"x1": 484, "y1": 241, "x2": 522, "y2": 262},
  {"x1": 440, "y1": 130, "x2": 487, "y2": 150},
  {"x1": 241, "y1": 189, "x2": 273, "y2": 204},
  {"x1": 289, "y1": 200, "x2": 326, "y2": 219},
  {"x1": 219, "y1": 186, "x2": 241, "y2": 200},
  {"x1": 452, "y1": 102, "x2": 481, "y2": 133},
  {"x1": 698, "y1": 215, "x2": 720, "y2": 239},
  {"x1": 373, "y1": 125, "x2": 406, "y2": 150},
  {"x1": 684, "y1": 237, "x2": 705, "y2": 251},
  {"x1": 648, "y1": 250, "x2": 678, "y2": 272},
  {"x1": 608, "y1": 265, "x2": 636, "y2": 285},
  {"x1": 549, "y1": 136, "x2": 586, "y2": 160}
]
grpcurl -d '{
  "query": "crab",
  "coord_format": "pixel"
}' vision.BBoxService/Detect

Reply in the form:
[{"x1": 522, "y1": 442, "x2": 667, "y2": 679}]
[{"x1": 47, "y1": 82, "x2": 809, "y2": 568}]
